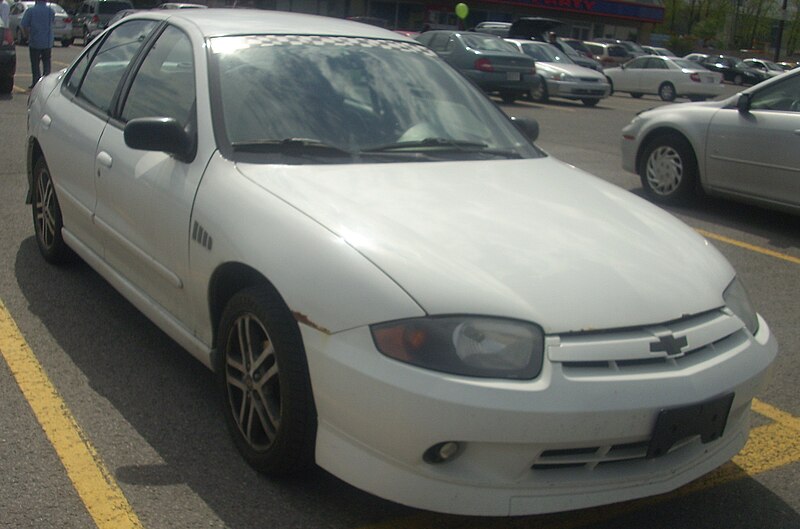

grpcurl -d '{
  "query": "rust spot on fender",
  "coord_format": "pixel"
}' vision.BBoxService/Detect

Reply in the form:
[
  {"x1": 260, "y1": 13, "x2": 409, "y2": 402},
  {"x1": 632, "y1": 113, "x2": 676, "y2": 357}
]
[{"x1": 293, "y1": 311, "x2": 332, "y2": 335}]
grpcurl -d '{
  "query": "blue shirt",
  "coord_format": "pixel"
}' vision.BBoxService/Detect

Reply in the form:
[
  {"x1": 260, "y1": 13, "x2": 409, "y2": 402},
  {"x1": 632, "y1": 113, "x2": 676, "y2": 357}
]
[{"x1": 20, "y1": 2, "x2": 54, "y2": 50}]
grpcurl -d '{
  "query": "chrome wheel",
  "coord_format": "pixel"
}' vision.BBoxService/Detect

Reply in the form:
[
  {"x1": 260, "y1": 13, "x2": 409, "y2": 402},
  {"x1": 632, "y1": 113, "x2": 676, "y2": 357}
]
[
  {"x1": 645, "y1": 144, "x2": 684, "y2": 196},
  {"x1": 34, "y1": 168, "x2": 57, "y2": 251},
  {"x1": 224, "y1": 313, "x2": 282, "y2": 451},
  {"x1": 658, "y1": 82, "x2": 676, "y2": 102}
]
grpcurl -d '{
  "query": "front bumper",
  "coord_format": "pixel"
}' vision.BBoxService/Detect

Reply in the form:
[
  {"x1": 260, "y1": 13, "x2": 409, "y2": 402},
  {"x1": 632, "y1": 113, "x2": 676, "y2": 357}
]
[
  {"x1": 547, "y1": 79, "x2": 610, "y2": 100},
  {"x1": 302, "y1": 312, "x2": 777, "y2": 516}
]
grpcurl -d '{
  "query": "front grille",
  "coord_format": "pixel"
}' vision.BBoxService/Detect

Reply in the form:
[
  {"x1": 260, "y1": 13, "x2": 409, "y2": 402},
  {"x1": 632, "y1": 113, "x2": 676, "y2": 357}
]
[{"x1": 550, "y1": 309, "x2": 746, "y2": 375}]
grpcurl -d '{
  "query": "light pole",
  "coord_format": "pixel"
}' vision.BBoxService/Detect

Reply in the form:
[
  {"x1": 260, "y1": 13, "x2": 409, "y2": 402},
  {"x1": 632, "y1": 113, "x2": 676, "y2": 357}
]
[{"x1": 774, "y1": 0, "x2": 788, "y2": 61}]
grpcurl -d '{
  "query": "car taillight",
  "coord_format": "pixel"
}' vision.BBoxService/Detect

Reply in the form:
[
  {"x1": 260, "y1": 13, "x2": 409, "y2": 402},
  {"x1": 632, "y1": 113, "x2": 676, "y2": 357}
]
[
  {"x1": 2, "y1": 28, "x2": 12, "y2": 46},
  {"x1": 92, "y1": 15, "x2": 99, "y2": 23},
  {"x1": 65, "y1": 17, "x2": 72, "y2": 23},
  {"x1": 690, "y1": 72, "x2": 701, "y2": 82},
  {"x1": 474, "y1": 58, "x2": 494, "y2": 72}
]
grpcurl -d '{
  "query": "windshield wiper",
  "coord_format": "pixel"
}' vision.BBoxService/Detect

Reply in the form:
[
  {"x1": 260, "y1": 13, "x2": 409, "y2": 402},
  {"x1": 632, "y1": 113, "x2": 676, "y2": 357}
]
[
  {"x1": 362, "y1": 137, "x2": 522, "y2": 158},
  {"x1": 231, "y1": 138, "x2": 354, "y2": 157}
]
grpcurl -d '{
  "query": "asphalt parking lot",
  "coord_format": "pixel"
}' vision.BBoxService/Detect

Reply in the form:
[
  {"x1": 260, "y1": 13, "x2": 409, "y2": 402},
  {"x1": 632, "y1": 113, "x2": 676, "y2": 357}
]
[{"x1": 0, "y1": 42, "x2": 798, "y2": 529}]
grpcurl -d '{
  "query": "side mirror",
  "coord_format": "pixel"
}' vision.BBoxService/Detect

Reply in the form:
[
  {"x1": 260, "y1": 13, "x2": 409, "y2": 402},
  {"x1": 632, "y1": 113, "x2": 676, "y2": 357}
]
[
  {"x1": 736, "y1": 93, "x2": 752, "y2": 114},
  {"x1": 124, "y1": 117, "x2": 195, "y2": 162},
  {"x1": 510, "y1": 116, "x2": 539, "y2": 142}
]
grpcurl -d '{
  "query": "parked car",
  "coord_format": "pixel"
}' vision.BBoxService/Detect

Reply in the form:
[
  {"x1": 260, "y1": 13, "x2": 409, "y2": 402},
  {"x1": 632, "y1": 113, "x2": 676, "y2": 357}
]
[
  {"x1": 593, "y1": 38, "x2": 647, "y2": 57},
  {"x1": 622, "y1": 67, "x2": 800, "y2": 214},
  {"x1": 584, "y1": 41, "x2": 631, "y2": 68},
  {"x1": 84, "y1": 7, "x2": 137, "y2": 42},
  {"x1": 27, "y1": 8, "x2": 778, "y2": 517},
  {"x1": 557, "y1": 37, "x2": 603, "y2": 71},
  {"x1": 604, "y1": 55, "x2": 724, "y2": 102},
  {"x1": 506, "y1": 39, "x2": 609, "y2": 106},
  {"x1": 683, "y1": 52, "x2": 710, "y2": 63},
  {"x1": 0, "y1": 17, "x2": 15, "y2": 94},
  {"x1": 415, "y1": 30, "x2": 536, "y2": 103},
  {"x1": 743, "y1": 58, "x2": 785, "y2": 78},
  {"x1": 472, "y1": 20, "x2": 511, "y2": 37},
  {"x1": 699, "y1": 55, "x2": 769, "y2": 85},
  {"x1": 9, "y1": 1, "x2": 74, "y2": 47},
  {"x1": 641, "y1": 45, "x2": 676, "y2": 57},
  {"x1": 74, "y1": 0, "x2": 133, "y2": 42}
]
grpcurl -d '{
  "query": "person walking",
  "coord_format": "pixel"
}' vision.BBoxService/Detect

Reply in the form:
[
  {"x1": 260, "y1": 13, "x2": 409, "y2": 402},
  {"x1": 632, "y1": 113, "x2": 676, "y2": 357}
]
[
  {"x1": 20, "y1": 0, "x2": 54, "y2": 89},
  {"x1": 0, "y1": 0, "x2": 10, "y2": 27}
]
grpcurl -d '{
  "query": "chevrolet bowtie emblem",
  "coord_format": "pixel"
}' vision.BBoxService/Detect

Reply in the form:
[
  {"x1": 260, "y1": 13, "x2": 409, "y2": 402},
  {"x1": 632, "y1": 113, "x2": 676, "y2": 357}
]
[{"x1": 649, "y1": 335, "x2": 689, "y2": 357}]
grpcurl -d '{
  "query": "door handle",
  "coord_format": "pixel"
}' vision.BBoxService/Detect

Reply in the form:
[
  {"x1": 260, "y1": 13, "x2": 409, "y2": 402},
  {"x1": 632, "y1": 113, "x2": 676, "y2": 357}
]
[{"x1": 96, "y1": 151, "x2": 113, "y2": 168}]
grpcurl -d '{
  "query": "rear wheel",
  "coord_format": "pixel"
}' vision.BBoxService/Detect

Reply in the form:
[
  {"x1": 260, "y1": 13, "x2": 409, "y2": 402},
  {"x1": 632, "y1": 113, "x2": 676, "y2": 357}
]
[
  {"x1": 638, "y1": 133, "x2": 699, "y2": 205},
  {"x1": 500, "y1": 91, "x2": 517, "y2": 104},
  {"x1": 217, "y1": 285, "x2": 317, "y2": 476},
  {"x1": 32, "y1": 158, "x2": 71, "y2": 264},
  {"x1": 658, "y1": 82, "x2": 676, "y2": 102}
]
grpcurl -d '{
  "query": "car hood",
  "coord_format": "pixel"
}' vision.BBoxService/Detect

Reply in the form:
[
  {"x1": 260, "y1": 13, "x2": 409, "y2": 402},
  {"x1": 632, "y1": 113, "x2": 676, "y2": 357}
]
[{"x1": 236, "y1": 157, "x2": 733, "y2": 333}]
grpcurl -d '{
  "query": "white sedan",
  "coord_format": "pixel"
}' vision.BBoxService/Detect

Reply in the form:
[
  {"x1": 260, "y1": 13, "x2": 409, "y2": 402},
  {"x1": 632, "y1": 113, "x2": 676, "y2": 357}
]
[
  {"x1": 605, "y1": 55, "x2": 724, "y2": 101},
  {"x1": 622, "y1": 67, "x2": 800, "y2": 213},
  {"x1": 26, "y1": 9, "x2": 777, "y2": 516},
  {"x1": 506, "y1": 39, "x2": 610, "y2": 106}
]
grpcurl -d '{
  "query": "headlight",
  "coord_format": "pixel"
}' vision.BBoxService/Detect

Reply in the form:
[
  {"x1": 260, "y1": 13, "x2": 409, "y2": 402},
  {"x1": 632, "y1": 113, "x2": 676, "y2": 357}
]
[
  {"x1": 723, "y1": 277, "x2": 759, "y2": 335},
  {"x1": 371, "y1": 316, "x2": 544, "y2": 380}
]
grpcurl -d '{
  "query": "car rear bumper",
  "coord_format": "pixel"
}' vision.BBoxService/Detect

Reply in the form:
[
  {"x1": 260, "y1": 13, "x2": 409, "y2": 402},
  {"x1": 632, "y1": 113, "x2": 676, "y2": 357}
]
[
  {"x1": 467, "y1": 70, "x2": 537, "y2": 93},
  {"x1": 303, "y1": 312, "x2": 777, "y2": 515}
]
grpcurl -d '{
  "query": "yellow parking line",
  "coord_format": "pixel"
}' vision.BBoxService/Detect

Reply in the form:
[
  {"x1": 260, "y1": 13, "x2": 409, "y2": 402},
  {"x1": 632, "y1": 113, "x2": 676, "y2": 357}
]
[
  {"x1": 355, "y1": 400, "x2": 800, "y2": 529},
  {"x1": 696, "y1": 228, "x2": 800, "y2": 265},
  {"x1": 0, "y1": 300, "x2": 144, "y2": 529}
]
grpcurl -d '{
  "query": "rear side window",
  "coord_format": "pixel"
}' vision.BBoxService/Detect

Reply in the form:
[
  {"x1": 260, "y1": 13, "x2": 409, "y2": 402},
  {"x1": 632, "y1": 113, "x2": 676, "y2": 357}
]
[{"x1": 70, "y1": 20, "x2": 158, "y2": 113}]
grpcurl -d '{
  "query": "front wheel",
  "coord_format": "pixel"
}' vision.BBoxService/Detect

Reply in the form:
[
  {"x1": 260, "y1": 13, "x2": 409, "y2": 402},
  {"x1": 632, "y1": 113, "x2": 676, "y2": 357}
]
[
  {"x1": 658, "y1": 82, "x2": 676, "y2": 102},
  {"x1": 638, "y1": 133, "x2": 699, "y2": 205},
  {"x1": 531, "y1": 76, "x2": 548, "y2": 103},
  {"x1": 32, "y1": 158, "x2": 71, "y2": 264},
  {"x1": 216, "y1": 285, "x2": 317, "y2": 476}
]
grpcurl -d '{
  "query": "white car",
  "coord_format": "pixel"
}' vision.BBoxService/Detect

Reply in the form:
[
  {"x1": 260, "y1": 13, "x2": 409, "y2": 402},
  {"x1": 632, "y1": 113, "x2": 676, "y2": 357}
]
[
  {"x1": 605, "y1": 55, "x2": 724, "y2": 101},
  {"x1": 743, "y1": 58, "x2": 786, "y2": 78},
  {"x1": 27, "y1": 9, "x2": 777, "y2": 516},
  {"x1": 506, "y1": 39, "x2": 610, "y2": 106},
  {"x1": 622, "y1": 67, "x2": 800, "y2": 214}
]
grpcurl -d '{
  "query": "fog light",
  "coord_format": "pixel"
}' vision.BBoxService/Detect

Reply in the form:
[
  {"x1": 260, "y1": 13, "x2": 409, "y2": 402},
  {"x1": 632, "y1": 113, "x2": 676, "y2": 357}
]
[{"x1": 423, "y1": 441, "x2": 462, "y2": 464}]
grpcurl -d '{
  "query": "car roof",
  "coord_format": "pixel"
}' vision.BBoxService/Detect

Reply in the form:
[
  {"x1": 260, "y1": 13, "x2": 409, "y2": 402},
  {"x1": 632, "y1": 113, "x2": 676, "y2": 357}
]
[{"x1": 126, "y1": 8, "x2": 413, "y2": 40}]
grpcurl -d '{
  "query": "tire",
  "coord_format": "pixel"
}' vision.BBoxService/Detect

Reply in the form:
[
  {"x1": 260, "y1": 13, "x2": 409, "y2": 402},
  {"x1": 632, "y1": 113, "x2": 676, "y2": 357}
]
[
  {"x1": 606, "y1": 78, "x2": 614, "y2": 95},
  {"x1": 581, "y1": 98, "x2": 599, "y2": 107},
  {"x1": 531, "y1": 75, "x2": 548, "y2": 103},
  {"x1": 216, "y1": 285, "x2": 317, "y2": 476},
  {"x1": 734, "y1": 74, "x2": 743, "y2": 85},
  {"x1": 638, "y1": 133, "x2": 699, "y2": 205},
  {"x1": 31, "y1": 157, "x2": 71, "y2": 264},
  {"x1": 658, "y1": 82, "x2": 676, "y2": 102},
  {"x1": 630, "y1": 92, "x2": 643, "y2": 99},
  {"x1": 61, "y1": 38, "x2": 74, "y2": 47},
  {"x1": 500, "y1": 91, "x2": 516, "y2": 104},
  {"x1": 0, "y1": 75, "x2": 13, "y2": 95}
]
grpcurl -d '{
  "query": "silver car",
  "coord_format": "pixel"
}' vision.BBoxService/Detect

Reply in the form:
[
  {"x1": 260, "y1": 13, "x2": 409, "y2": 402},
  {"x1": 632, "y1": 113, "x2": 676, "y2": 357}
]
[
  {"x1": 8, "y1": 1, "x2": 74, "y2": 47},
  {"x1": 507, "y1": 39, "x2": 609, "y2": 106},
  {"x1": 621, "y1": 67, "x2": 800, "y2": 214}
]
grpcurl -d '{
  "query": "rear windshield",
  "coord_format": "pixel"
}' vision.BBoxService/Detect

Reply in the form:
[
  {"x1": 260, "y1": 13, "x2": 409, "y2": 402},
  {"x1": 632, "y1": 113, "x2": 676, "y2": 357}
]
[
  {"x1": 99, "y1": 1, "x2": 134, "y2": 14},
  {"x1": 461, "y1": 34, "x2": 518, "y2": 53}
]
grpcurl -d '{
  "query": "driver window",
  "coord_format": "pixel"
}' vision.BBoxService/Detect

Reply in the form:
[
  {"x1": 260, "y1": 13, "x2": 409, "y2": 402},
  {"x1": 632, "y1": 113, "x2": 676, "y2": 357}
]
[
  {"x1": 121, "y1": 25, "x2": 196, "y2": 127},
  {"x1": 749, "y1": 74, "x2": 800, "y2": 112}
]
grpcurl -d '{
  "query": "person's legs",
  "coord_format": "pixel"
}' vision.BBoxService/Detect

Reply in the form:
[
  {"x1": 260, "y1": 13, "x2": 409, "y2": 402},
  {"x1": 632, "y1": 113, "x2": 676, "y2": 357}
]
[
  {"x1": 29, "y1": 47, "x2": 42, "y2": 87},
  {"x1": 41, "y1": 47, "x2": 52, "y2": 77}
]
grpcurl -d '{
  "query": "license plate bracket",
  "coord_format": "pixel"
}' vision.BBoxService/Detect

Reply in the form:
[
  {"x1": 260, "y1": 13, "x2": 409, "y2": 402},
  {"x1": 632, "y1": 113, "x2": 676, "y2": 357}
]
[{"x1": 647, "y1": 393, "x2": 734, "y2": 459}]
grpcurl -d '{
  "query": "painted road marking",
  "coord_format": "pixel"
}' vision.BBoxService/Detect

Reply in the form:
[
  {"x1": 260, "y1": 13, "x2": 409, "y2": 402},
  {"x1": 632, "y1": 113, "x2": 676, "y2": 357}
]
[
  {"x1": 357, "y1": 401, "x2": 800, "y2": 529},
  {"x1": 696, "y1": 228, "x2": 800, "y2": 265},
  {"x1": 0, "y1": 300, "x2": 143, "y2": 529}
]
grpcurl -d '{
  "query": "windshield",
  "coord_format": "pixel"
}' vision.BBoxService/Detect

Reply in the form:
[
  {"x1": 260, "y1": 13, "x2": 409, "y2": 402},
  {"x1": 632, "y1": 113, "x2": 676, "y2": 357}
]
[
  {"x1": 520, "y1": 42, "x2": 574, "y2": 64},
  {"x1": 209, "y1": 35, "x2": 541, "y2": 163}
]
